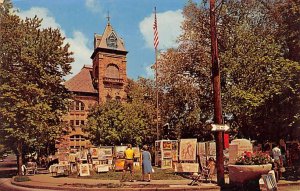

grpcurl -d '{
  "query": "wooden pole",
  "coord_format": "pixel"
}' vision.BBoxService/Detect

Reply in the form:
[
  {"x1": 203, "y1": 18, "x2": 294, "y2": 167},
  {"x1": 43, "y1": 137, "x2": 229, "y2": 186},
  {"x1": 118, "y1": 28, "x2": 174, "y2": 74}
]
[{"x1": 209, "y1": 0, "x2": 225, "y2": 185}]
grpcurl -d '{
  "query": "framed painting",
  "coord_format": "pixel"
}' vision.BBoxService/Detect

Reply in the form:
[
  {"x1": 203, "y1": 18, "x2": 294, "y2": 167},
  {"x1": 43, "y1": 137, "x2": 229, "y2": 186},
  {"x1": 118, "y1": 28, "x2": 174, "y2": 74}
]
[
  {"x1": 179, "y1": 139, "x2": 197, "y2": 161},
  {"x1": 163, "y1": 141, "x2": 172, "y2": 150},
  {"x1": 58, "y1": 152, "x2": 69, "y2": 164},
  {"x1": 114, "y1": 159, "x2": 125, "y2": 171},
  {"x1": 90, "y1": 148, "x2": 99, "y2": 159},
  {"x1": 79, "y1": 164, "x2": 90, "y2": 176},
  {"x1": 163, "y1": 150, "x2": 172, "y2": 158},
  {"x1": 198, "y1": 142, "x2": 206, "y2": 156},
  {"x1": 161, "y1": 159, "x2": 172, "y2": 169},
  {"x1": 98, "y1": 148, "x2": 106, "y2": 160},
  {"x1": 103, "y1": 148, "x2": 113, "y2": 156},
  {"x1": 208, "y1": 142, "x2": 216, "y2": 156},
  {"x1": 174, "y1": 163, "x2": 199, "y2": 173},
  {"x1": 172, "y1": 141, "x2": 178, "y2": 150},
  {"x1": 115, "y1": 146, "x2": 127, "y2": 159}
]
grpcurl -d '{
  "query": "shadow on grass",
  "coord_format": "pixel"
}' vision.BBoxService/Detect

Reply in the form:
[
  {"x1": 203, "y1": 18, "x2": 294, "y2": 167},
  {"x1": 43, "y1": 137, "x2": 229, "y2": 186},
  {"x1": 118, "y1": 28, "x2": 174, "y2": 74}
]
[{"x1": 0, "y1": 169, "x2": 17, "y2": 178}]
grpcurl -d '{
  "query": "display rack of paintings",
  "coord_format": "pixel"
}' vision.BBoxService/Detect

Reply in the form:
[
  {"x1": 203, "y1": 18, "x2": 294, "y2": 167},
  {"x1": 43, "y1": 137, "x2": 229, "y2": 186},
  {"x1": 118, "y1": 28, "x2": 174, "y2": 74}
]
[{"x1": 155, "y1": 140, "x2": 178, "y2": 169}]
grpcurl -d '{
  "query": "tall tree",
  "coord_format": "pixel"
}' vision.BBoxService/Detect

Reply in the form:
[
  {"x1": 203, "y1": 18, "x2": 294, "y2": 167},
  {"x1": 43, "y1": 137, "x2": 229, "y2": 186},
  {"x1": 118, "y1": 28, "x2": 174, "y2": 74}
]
[
  {"x1": 84, "y1": 78, "x2": 157, "y2": 146},
  {"x1": 0, "y1": 1, "x2": 73, "y2": 174}
]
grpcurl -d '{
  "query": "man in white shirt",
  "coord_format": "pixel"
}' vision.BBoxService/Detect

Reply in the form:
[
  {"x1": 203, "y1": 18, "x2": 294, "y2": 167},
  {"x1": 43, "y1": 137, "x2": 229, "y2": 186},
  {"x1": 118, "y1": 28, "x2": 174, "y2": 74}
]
[{"x1": 272, "y1": 143, "x2": 282, "y2": 182}]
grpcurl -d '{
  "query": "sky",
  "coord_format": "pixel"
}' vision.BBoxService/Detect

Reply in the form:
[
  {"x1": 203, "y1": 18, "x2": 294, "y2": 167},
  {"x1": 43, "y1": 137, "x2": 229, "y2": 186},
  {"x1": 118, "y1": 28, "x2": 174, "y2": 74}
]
[{"x1": 12, "y1": 0, "x2": 192, "y2": 80}]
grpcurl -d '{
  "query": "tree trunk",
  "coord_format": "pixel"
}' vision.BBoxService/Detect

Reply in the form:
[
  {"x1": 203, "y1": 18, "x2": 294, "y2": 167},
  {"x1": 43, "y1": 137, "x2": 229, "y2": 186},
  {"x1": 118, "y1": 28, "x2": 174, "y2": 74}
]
[{"x1": 17, "y1": 141, "x2": 23, "y2": 176}]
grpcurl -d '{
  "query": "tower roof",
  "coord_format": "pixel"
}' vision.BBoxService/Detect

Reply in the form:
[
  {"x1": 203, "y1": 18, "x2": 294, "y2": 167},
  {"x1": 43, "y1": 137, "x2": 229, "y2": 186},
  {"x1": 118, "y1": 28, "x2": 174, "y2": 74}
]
[
  {"x1": 94, "y1": 23, "x2": 126, "y2": 52},
  {"x1": 64, "y1": 65, "x2": 97, "y2": 94}
]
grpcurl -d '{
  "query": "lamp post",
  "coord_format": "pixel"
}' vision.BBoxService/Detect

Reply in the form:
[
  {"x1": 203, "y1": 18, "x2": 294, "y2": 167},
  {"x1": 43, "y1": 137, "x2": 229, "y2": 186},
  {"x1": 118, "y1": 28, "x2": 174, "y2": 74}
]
[{"x1": 210, "y1": 0, "x2": 225, "y2": 186}]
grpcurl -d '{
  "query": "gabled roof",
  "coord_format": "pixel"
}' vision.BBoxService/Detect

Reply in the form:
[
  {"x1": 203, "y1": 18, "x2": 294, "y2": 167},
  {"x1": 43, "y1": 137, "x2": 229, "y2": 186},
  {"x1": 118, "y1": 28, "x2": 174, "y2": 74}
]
[
  {"x1": 64, "y1": 65, "x2": 97, "y2": 94},
  {"x1": 95, "y1": 23, "x2": 126, "y2": 52}
]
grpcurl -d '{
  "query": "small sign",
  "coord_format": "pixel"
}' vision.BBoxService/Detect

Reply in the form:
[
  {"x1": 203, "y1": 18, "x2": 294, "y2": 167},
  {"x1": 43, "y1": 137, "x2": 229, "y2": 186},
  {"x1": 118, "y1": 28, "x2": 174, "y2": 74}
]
[{"x1": 211, "y1": 124, "x2": 229, "y2": 131}]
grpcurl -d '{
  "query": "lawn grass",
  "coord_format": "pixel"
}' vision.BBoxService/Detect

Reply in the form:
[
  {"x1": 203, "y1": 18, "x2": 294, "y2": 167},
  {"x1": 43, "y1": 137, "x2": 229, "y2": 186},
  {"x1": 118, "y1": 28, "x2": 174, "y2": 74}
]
[{"x1": 69, "y1": 166, "x2": 187, "y2": 180}]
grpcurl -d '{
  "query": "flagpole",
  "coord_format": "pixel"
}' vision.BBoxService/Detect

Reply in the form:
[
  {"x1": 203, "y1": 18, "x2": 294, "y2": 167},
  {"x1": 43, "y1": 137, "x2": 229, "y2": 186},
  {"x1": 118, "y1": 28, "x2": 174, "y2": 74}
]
[{"x1": 154, "y1": 7, "x2": 159, "y2": 140}]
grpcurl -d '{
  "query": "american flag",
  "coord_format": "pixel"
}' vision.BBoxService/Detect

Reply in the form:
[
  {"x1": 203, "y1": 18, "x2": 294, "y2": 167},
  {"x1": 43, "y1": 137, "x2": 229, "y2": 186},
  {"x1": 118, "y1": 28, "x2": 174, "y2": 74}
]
[{"x1": 153, "y1": 7, "x2": 159, "y2": 49}]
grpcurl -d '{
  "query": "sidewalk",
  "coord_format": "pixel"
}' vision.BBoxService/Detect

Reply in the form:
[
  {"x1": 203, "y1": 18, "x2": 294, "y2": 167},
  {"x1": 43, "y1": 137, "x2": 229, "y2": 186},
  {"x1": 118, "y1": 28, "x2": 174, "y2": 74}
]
[{"x1": 11, "y1": 173, "x2": 300, "y2": 191}]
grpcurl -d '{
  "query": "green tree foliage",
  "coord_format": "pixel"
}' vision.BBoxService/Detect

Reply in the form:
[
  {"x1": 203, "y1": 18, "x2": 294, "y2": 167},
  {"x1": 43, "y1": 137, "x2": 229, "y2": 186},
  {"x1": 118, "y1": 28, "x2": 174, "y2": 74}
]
[
  {"x1": 0, "y1": 0, "x2": 73, "y2": 174},
  {"x1": 84, "y1": 78, "x2": 157, "y2": 146},
  {"x1": 158, "y1": 0, "x2": 300, "y2": 142}
]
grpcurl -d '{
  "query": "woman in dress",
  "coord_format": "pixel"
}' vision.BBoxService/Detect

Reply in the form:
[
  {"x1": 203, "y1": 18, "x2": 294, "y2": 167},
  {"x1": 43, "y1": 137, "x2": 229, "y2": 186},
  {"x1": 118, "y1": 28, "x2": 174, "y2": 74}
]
[{"x1": 141, "y1": 145, "x2": 152, "y2": 182}]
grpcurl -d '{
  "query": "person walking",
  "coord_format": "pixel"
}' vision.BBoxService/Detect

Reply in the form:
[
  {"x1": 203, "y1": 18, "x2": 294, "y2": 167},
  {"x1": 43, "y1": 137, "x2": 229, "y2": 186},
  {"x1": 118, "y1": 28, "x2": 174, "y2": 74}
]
[
  {"x1": 141, "y1": 145, "x2": 153, "y2": 182},
  {"x1": 121, "y1": 144, "x2": 135, "y2": 182}
]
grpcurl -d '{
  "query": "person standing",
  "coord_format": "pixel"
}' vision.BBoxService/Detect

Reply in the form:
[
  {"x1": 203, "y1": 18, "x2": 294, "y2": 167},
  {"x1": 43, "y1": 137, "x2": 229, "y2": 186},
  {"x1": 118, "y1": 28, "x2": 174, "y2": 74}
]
[
  {"x1": 272, "y1": 143, "x2": 282, "y2": 182},
  {"x1": 121, "y1": 144, "x2": 135, "y2": 182},
  {"x1": 141, "y1": 145, "x2": 153, "y2": 182}
]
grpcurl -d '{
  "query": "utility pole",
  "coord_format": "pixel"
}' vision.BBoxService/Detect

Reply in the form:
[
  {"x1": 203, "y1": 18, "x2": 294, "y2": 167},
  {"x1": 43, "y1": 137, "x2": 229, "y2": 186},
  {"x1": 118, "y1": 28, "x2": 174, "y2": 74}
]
[{"x1": 210, "y1": 0, "x2": 225, "y2": 186}]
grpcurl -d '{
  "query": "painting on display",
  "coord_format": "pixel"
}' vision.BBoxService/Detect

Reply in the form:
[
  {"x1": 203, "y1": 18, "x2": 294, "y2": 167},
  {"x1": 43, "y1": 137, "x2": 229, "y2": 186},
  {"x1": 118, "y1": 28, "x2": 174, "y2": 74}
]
[
  {"x1": 208, "y1": 142, "x2": 216, "y2": 156},
  {"x1": 198, "y1": 142, "x2": 206, "y2": 156},
  {"x1": 79, "y1": 164, "x2": 90, "y2": 176},
  {"x1": 115, "y1": 159, "x2": 125, "y2": 171},
  {"x1": 115, "y1": 146, "x2": 127, "y2": 159},
  {"x1": 172, "y1": 151, "x2": 178, "y2": 161},
  {"x1": 98, "y1": 148, "x2": 106, "y2": 160},
  {"x1": 80, "y1": 150, "x2": 88, "y2": 160},
  {"x1": 161, "y1": 159, "x2": 172, "y2": 169},
  {"x1": 104, "y1": 148, "x2": 113, "y2": 156},
  {"x1": 90, "y1": 148, "x2": 99, "y2": 158},
  {"x1": 179, "y1": 139, "x2": 197, "y2": 161},
  {"x1": 163, "y1": 141, "x2": 172, "y2": 150},
  {"x1": 172, "y1": 141, "x2": 178, "y2": 150},
  {"x1": 174, "y1": 163, "x2": 199, "y2": 173},
  {"x1": 133, "y1": 147, "x2": 140, "y2": 158},
  {"x1": 92, "y1": 160, "x2": 100, "y2": 165},
  {"x1": 163, "y1": 150, "x2": 172, "y2": 158}
]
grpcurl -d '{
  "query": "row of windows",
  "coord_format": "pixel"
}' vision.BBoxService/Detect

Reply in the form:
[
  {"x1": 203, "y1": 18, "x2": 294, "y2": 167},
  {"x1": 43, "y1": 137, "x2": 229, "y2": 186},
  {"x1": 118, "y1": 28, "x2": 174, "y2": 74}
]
[
  {"x1": 70, "y1": 120, "x2": 85, "y2": 126},
  {"x1": 69, "y1": 100, "x2": 85, "y2": 111}
]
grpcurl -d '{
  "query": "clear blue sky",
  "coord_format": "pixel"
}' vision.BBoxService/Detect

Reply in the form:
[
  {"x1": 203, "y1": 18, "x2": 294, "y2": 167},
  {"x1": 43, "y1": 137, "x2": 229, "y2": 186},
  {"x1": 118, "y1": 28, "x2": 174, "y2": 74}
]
[{"x1": 12, "y1": 0, "x2": 191, "y2": 80}]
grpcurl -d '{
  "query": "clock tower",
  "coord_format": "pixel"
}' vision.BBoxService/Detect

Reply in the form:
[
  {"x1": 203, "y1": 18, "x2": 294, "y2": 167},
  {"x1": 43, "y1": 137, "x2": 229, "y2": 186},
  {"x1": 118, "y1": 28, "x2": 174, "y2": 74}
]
[{"x1": 91, "y1": 21, "x2": 128, "y2": 103}]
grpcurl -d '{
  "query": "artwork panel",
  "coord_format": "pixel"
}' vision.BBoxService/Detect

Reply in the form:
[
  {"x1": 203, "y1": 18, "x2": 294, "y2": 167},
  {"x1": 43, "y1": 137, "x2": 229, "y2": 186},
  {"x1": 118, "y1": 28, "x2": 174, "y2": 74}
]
[
  {"x1": 161, "y1": 159, "x2": 172, "y2": 169},
  {"x1": 79, "y1": 164, "x2": 90, "y2": 176},
  {"x1": 174, "y1": 163, "x2": 199, "y2": 173},
  {"x1": 163, "y1": 141, "x2": 172, "y2": 150},
  {"x1": 90, "y1": 148, "x2": 99, "y2": 158},
  {"x1": 179, "y1": 139, "x2": 197, "y2": 161},
  {"x1": 198, "y1": 142, "x2": 206, "y2": 156},
  {"x1": 133, "y1": 147, "x2": 140, "y2": 158},
  {"x1": 163, "y1": 150, "x2": 172, "y2": 158}
]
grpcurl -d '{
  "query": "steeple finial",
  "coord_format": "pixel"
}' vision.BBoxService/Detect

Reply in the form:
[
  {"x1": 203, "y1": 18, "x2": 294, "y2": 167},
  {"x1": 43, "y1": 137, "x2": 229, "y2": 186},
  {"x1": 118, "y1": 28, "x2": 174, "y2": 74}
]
[{"x1": 106, "y1": 11, "x2": 110, "y2": 25}]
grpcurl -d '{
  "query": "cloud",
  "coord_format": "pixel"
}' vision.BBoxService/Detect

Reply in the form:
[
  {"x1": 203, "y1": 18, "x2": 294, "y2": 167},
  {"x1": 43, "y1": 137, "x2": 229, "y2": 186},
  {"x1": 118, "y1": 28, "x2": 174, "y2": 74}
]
[
  {"x1": 85, "y1": 0, "x2": 102, "y2": 13},
  {"x1": 65, "y1": 31, "x2": 92, "y2": 79},
  {"x1": 17, "y1": 7, "x2": 92, "y2": 80},
  {"x1": 17, "y1": 7, "x2": 64, "y2": 35},
  {"x1": 139, "y1": 9, "x2": 184, "y2": 50}
]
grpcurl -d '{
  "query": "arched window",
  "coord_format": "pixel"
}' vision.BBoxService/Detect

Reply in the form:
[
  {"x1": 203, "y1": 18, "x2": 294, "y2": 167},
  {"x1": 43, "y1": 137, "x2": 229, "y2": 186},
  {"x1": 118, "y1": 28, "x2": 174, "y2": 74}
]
[
  {"x1": 69, "y1": 100, "x2": 85, "y2": 111},
  {"x1": 105, "y1": 64, "x2": 119, "y2": 79}
]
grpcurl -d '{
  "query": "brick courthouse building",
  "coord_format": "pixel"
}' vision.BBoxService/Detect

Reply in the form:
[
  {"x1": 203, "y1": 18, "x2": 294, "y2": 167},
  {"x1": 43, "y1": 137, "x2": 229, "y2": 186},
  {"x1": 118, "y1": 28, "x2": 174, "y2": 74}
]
[{"x1": 56, "y1": 21, "x2": 128, "y2": 151}]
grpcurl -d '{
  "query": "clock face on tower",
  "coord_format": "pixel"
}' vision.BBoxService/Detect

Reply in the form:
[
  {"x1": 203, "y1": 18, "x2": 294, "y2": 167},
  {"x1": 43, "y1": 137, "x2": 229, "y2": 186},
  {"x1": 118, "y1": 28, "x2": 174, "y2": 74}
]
[{"x1": 106, "y1": 32, "x2": 118, "y2": 49}]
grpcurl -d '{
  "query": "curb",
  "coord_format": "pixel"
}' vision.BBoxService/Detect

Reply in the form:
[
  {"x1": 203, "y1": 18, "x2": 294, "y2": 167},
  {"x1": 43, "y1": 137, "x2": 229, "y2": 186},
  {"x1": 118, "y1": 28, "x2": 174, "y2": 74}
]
[{"x1": 11, "y1": 178, "x2": 220, "y2": 191}]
